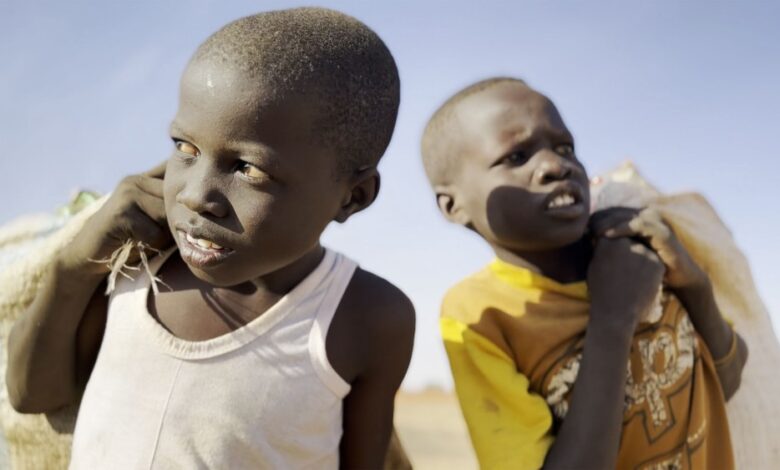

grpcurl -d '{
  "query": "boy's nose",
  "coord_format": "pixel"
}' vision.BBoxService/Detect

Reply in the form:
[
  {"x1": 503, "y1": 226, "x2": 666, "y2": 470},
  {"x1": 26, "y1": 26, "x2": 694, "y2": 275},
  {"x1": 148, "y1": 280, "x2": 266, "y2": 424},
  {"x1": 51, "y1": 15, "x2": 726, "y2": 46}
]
[
  {"x1": 177, "y1": 185, "x2": 229, "y2": 218},
  {"x1": 534, "y1": 152, "x2": 572, "y2": 185},
  {"x1": 176, "y1": 171, "x2": 229, "y2": 218}
]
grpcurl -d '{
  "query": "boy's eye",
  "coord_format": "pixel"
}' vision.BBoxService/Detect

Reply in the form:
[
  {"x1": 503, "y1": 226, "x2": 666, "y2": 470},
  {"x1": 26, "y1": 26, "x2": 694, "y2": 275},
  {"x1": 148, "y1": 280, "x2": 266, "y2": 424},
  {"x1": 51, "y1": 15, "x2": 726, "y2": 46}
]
[
  {"x1": 555, "y1": 144, "x2": 575, "y2": 157},
  {"x1": 175, "y1": 140, "x2": 200, "y2": 157},
  {"x1": 238, "y1": 162, "x2": 267, "y2": 180},
  {"x1": 503, "y1": 150, "x2": 528, "y2": 165}
]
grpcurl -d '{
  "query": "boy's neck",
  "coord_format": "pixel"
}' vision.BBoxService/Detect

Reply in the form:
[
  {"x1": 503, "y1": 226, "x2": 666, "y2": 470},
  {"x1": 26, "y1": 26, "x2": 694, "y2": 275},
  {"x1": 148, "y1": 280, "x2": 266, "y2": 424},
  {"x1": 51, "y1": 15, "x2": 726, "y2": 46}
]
[
  {"x1": 492, "y1": 236, "x2": 592, "y2": 284},
  {"x1": 249, "y1": 244, "x2": 326, "y2": 295}
]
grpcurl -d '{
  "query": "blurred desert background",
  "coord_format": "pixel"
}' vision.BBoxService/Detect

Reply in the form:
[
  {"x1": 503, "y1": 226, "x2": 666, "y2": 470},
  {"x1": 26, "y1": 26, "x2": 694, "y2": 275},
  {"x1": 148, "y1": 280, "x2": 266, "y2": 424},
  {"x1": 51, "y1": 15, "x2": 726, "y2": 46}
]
[{"x1": 394, "y1": 390, "x2": 477, "y2": 469}]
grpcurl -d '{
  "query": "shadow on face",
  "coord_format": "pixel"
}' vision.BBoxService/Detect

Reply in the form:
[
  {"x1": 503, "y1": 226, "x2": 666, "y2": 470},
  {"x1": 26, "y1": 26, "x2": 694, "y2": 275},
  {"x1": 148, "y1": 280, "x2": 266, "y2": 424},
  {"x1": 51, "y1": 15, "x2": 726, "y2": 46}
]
[{"x1": 485, "y1": 185, "x2": 590, "y2": 252}]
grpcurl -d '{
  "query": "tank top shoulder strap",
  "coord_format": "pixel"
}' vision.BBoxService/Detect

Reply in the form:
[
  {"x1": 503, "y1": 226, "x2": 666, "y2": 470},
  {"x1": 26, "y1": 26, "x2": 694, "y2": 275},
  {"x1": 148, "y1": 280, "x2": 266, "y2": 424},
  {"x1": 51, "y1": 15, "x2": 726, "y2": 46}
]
[{"x1": 307, "y1": 251, "x2": 357, "y2": 398}]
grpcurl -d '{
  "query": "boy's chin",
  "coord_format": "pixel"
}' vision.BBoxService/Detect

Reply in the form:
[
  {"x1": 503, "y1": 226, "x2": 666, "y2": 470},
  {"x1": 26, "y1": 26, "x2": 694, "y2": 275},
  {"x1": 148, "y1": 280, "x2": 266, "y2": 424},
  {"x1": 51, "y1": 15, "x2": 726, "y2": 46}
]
[
  {"x1": 180, "y1": 260, "x2": 249, "y2": 287},
  {"x1": 185, "y1": 268, "x2": 230, "y2": 287},
  {"x1": 494, "y1": 226, "x2": 589, "y2": 253}
]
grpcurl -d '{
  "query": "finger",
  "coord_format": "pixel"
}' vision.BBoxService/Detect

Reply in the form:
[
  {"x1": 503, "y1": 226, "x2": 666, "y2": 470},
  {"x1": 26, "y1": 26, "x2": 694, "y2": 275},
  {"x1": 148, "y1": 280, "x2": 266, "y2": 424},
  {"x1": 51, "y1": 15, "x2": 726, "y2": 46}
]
[
  {"x1": 640, "y1": 207, "x2": 665, "y2": 226},
  {"x1": 629, "y1": 242, "x2": 666, "y2": 282},
  {"x1": 135, "y1": 175, "x2": 164, "y2": 198},
  {"x1": 629, "y1": 241, "x2": 660, "y2": 261},
  {"x1": 143, "y1": 161, "x2": 167, "y2": 179},
  {"x1": 134, "y1": 191, "x2": 167, "y2": 228},
  {"x1": 602, "y1": 221, "x2": 637, "y2": 239},
  {"x1": 589, "y1": 207, "x2": 640, "y2": 237},
  {"x1": 603, "y1": 211, "x2": 668, "y2": 240},
  {"x1": 607, "y1": 214, "x2": 681, "y2": 270},
  {"x1": 126, "y1": 209, "x2": 173, "y2": 250},
  {"x1": 601, "y1": 221, "x2": 656, "y2": 253},
  {"x1": 629, "y1": 212, "x2": 672, "y2": 246}
]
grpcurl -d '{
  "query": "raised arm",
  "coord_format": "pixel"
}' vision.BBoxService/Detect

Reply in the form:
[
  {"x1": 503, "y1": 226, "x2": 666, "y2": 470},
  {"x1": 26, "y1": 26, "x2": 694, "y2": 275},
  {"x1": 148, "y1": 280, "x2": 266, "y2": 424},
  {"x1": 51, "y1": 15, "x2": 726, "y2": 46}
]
[
  {"x1": 590, "y1": 207, "x2": 748, "y2": 400},
  {"x1": 6, "y1": 165, "x2": 171, "y2": 413}
]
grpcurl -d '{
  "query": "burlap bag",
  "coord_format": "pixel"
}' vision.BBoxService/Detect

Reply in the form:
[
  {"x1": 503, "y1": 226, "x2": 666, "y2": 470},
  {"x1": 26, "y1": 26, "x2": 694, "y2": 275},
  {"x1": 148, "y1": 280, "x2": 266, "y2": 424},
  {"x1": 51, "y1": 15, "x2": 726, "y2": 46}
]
[{"x1": 593, "y1": 162, "x2": 780, "y2": 468}]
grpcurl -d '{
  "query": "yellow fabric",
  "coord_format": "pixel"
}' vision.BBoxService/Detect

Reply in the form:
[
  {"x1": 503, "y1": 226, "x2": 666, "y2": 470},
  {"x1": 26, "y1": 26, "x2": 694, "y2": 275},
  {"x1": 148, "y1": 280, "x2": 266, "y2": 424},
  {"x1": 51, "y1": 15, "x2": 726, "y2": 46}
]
[
  {"x1": 441, "y1": 317, "x2": 553, "y2": 470},
  {"x1": 489, "y1": 258, "x2": 588, "y2": 300},
  {"x1": 441, "y1": 260, "x2": 734, "y2": 470}
]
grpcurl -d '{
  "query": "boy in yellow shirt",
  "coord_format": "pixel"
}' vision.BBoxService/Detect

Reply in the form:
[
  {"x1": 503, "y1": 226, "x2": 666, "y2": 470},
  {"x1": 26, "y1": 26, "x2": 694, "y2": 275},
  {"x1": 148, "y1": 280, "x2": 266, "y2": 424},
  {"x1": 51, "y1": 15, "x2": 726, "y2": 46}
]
[{"x1": 421, "y1": 77, "x2": 747, "y2": 469}]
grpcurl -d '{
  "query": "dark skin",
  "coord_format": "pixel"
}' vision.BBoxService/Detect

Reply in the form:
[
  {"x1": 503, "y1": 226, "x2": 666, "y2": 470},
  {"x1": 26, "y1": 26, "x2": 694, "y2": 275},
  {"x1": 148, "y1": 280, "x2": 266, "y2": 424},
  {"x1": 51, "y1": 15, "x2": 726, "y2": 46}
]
[
  {"x1": 6, "y1": 58, "x2": 415, "y2": 469},
  {"x1": 435, "y1": 81, "x2": 747, "y2": 469}
]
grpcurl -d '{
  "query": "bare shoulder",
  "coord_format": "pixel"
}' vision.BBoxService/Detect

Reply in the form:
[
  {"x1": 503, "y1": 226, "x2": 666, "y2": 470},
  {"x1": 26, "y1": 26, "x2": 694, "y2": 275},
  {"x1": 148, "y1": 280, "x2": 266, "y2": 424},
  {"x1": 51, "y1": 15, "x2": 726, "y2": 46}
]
[
  {"x1": 345, "y1": 267, "x2": 415, "y2": 328},
  {"x1": 327, "y1": 267, "x2": 415, "y2": 384}
]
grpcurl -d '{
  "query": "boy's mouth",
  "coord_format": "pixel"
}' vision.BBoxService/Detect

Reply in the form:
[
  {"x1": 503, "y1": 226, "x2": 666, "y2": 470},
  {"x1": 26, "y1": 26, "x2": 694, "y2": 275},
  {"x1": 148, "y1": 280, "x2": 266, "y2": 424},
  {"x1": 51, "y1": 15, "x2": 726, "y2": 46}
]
[
  {"x1": 547, "y1": 193, "x2": 577, "y2": 209},
  {"x1": 543, "y1": 184, "x2": 587, "y2": 219},
  {"x1": 177, "y1": 230, "x2": 234, "y2": 268}
]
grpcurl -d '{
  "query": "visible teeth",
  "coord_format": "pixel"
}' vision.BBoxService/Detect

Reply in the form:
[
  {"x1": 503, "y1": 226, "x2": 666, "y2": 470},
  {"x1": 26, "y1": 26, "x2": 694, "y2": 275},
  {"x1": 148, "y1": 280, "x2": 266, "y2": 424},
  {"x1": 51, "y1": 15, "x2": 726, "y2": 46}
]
[
  {"x1": 184, "y1": 232, "x2": 223, "y2": 250},
  {"x1": 549, "y1": 194, "x2": 576, "y2": 208}
]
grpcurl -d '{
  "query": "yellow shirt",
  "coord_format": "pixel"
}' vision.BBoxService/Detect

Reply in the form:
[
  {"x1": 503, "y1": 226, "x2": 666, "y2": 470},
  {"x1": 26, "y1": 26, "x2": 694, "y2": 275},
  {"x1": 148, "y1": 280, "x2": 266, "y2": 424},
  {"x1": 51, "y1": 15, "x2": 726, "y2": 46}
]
[{"x1": 441, "y1": 259, "x2": 734, "y2": 470}]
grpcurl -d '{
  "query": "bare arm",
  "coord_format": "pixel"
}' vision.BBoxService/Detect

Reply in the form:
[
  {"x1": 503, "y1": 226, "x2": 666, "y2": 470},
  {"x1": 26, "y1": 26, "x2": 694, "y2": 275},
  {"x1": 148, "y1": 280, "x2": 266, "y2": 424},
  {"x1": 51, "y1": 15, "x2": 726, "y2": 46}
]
[
  {"x1": 6, "y1": 164, "x2": 171, "y2": 413},
  {"x1": 542, "y1": 316, "x2": 633, "y2": 469},
  {"x1": 674, "y1": 279, "x2": 748, "y2": 400},
  {"x1": 340, "y1": 364, "x2": 404, "y2": 469},
  {"x1": 335, "y1": 275, "x2": 415, "y2": 469},
  {"x1": 6, "y1": 257, "x2": 108, "y2": 413}
]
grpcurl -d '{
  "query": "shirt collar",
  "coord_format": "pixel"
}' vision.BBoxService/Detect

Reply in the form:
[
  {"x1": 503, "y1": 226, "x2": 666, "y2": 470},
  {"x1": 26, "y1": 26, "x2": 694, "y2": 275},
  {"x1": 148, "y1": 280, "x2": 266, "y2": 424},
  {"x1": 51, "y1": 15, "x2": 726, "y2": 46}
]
[{"x1": 489, "y1": 257, "x2": 589, "y2": 300}]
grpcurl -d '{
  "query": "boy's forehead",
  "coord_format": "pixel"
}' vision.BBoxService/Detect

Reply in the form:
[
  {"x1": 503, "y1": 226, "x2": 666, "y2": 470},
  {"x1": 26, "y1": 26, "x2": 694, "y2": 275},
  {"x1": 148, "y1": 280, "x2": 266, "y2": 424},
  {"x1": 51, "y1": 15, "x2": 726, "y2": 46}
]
[
  {"x1": 175, "y1": 60, "x2": 316, "y2": 144},
  {"x1": 180, "y1": 61, "x2": 272, "y2": 109},
  {"x1": 454, "y1": 84, "x2": 569, "y2": 157}
]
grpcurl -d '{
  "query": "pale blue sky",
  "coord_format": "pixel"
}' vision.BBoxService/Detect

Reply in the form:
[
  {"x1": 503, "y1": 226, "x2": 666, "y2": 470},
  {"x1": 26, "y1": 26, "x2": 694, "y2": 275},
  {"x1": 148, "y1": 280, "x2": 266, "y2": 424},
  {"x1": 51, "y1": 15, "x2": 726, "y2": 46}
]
[{"x1": 1, "y1": 0, "x2": 778, "y2": 390}]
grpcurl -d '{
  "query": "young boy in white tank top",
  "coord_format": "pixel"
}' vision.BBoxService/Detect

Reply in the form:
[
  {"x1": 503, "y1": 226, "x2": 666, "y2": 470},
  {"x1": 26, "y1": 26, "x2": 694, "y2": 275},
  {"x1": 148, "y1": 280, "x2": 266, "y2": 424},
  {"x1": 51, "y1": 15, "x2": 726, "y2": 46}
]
[{"x1": 6, "y1": 8, "x2": 415, "y2": 469}]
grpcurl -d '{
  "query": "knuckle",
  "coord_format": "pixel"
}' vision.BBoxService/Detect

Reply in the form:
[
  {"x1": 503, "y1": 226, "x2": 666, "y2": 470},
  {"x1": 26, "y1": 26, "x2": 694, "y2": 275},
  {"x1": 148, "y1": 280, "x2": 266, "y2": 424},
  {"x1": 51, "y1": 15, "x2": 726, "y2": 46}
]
[
  {"x1": 119, "y1": 175, "x2": 140, "y2": 188},
  {"x1": 116, "y1": 178, "x2": 141, "y2": 199},
  {"x1": 645, "y1": 208, "x2": 663, "y2": 222}
]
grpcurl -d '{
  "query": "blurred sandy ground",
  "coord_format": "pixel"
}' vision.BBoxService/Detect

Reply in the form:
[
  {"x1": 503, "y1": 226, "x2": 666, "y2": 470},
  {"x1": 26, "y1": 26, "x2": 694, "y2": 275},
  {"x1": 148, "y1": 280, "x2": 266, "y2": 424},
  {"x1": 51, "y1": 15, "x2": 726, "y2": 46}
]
[{"x1": 395, "y1": 389, "x2": 477, "y2": 469}]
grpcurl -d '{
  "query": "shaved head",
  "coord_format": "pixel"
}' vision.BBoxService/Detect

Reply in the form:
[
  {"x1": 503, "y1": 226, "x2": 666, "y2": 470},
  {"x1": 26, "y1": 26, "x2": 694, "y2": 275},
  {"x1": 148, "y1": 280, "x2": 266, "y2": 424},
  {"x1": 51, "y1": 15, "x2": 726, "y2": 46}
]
[
  {"x1": 421, "y1": 77, "x2": 530, "y2": 187},
  {"x1": 191, "y1": 7, "x2": 400, "y2": 173}
]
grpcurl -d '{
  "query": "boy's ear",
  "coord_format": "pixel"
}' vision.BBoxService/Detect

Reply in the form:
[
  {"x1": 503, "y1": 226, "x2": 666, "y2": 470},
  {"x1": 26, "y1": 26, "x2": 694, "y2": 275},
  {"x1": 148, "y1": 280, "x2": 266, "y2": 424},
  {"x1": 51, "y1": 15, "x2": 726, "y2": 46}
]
[
  {"x1": 334, "y1": 167, "x2": 380, "y2": 223},
  {"x1": 436, "y1": 186, "x2": 470, "y2": 226}
]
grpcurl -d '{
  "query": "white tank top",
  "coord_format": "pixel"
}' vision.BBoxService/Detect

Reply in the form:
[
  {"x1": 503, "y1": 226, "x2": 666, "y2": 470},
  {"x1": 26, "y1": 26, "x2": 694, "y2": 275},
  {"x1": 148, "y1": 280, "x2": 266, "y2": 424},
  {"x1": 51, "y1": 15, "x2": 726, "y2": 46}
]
[{"x1": 70, "y1": 248, "x2": 356, "y2": 470}]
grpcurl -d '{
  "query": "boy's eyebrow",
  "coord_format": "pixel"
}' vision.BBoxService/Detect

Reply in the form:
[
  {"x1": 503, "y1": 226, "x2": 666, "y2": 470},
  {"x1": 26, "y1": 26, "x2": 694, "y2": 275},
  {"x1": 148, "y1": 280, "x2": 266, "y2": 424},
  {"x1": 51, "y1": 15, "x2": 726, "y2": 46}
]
[
  {"x1": 492, "y1": 127, "x2": 532, "y2": 156},
  {"x1": 169, "y1": 122, "x2": 195, "y2": 141},
  {"x1": 491, "y1": 124, "x2": 574, "y2": 161},
  {"x1": 502, "y1": 127, "x2": 532, "y2": 146},
  {"x1": 502, "y1": 124, "x2": 573, "y2": 148},
  {"x1": 543, "y1": 127, "x2": 575, "y2": 144},
  {"x1": 231, "y1": 142, "x2": 283, "y2": 172},
  {"x1": 169, "y1": 121, "x2": 283, "y2": 173},
  {"x1": 169, "y1": 121, "x2": 276, "y2": 156}
]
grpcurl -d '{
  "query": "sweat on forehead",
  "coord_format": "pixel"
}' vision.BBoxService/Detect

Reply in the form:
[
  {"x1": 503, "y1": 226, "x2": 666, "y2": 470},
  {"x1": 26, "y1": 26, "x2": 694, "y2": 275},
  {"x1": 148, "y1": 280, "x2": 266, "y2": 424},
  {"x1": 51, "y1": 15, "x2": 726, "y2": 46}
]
[
  {"x1": 188, "y1": 7, "x2": 400, "y2": 172},
  {"x1": 421, "y1": 77, "x2": 544, "y2": 187}
]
